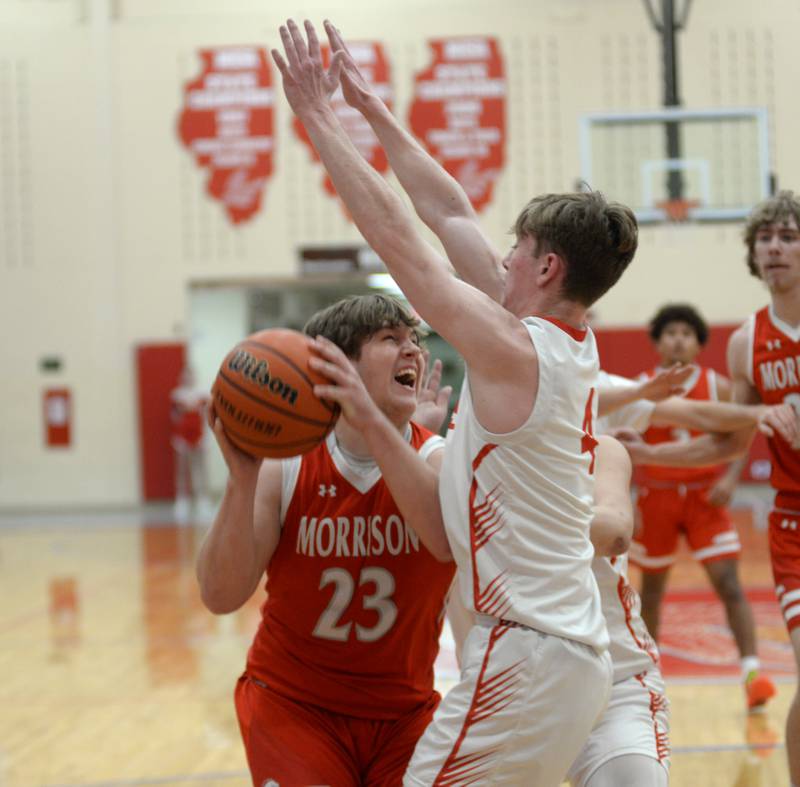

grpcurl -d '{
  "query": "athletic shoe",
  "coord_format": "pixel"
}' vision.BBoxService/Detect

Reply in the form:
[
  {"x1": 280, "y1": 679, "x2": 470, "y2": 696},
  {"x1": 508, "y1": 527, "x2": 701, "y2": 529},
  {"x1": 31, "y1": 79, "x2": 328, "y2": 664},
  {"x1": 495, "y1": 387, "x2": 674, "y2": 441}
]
[{"x1": 745, "y1": 671, "x2": 777, "y2": 712}]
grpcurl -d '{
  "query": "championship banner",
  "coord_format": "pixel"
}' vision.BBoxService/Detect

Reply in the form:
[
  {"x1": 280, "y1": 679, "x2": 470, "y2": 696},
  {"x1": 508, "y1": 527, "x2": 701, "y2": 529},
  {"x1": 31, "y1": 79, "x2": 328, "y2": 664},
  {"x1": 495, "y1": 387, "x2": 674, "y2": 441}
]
[
  {"x1": 293, "y1": 41, "x2": 392, "y2": 199},
  {"x1": 178, "y1": 47, "x2": 275, "y2": 224},
  {"x1": 409, "y1": 38, "x2": 506, "y2": 212}
]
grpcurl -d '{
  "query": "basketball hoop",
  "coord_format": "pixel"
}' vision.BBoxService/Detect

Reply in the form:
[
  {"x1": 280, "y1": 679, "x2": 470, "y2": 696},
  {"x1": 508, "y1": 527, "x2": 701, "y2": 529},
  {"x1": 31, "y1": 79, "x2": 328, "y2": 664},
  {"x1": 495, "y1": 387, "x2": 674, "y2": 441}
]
[{"x1": 656, "y1": 198, "x2": 699, "y2": 223}]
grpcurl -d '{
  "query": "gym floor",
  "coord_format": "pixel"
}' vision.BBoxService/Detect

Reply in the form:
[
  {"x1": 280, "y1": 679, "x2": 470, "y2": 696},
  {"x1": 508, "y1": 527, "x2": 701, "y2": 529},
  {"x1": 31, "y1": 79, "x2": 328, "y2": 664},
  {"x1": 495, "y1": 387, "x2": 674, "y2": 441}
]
[{"x1": 0, "y1": 500, "x2": 793, "y2": 786}]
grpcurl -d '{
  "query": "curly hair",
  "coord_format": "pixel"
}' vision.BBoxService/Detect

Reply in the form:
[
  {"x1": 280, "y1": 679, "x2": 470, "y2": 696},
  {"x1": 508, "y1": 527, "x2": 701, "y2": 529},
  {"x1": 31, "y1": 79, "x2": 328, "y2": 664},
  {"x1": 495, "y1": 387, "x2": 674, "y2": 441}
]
[
  {"x1": 649, "y1": 303, "x2": 709, "y2": 346},
  {"x1": 743, "y1": 191, "x2": 800, "y2": 278}
]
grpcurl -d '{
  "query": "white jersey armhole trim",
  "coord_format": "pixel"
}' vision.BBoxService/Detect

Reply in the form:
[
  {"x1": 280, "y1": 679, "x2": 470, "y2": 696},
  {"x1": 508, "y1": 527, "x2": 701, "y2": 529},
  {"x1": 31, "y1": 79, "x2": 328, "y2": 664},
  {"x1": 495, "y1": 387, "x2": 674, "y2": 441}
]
[
  {"x1": 420, "y1": 434, "x2": 446, "y2": 460},
  {"x1": 707, "y1": 369, "x2": 718, "y2": 401},
  {"x1": 745, "y1": 314, "x2": 756, "y2": 386},
  {"x1": 279, "y1": 455, "x2": 302, "y2": 526}
]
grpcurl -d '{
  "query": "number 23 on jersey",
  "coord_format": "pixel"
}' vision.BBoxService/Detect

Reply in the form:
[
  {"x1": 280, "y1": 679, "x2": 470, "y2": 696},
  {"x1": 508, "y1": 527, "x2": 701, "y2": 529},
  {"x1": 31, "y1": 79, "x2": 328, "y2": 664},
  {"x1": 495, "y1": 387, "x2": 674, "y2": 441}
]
[{"x1": 313, "y1": 566, "x2": 398, "y2": 643}]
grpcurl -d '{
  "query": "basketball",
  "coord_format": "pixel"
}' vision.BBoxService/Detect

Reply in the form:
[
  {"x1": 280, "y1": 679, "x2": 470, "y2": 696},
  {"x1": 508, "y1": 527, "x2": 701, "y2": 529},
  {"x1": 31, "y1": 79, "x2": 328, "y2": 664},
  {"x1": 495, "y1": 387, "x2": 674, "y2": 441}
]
[{"x1": 211, "y1": 328, "x2": 339, "y2": 459}]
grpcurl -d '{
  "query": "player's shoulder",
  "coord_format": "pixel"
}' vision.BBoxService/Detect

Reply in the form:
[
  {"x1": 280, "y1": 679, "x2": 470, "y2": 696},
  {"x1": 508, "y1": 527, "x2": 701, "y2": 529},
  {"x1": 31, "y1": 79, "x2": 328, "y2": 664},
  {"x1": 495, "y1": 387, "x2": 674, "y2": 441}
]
[
  {"x1": 410, "y1": 420, "x2": 446, "y2": 457},
  {"x1": 727, "y1": 318, "x2": 753, "y2": 358}
]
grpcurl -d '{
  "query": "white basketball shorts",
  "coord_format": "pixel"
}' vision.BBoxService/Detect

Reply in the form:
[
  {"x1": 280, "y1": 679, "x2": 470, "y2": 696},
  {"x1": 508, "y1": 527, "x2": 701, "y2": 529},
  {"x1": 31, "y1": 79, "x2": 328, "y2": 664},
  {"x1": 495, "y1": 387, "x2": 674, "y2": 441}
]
[
  {"x1": 566, "y1": 667, "x2": 671, "y2": 786},
  {"x1": 404, "y1": 616, "x2": 612, "y2": 786}
]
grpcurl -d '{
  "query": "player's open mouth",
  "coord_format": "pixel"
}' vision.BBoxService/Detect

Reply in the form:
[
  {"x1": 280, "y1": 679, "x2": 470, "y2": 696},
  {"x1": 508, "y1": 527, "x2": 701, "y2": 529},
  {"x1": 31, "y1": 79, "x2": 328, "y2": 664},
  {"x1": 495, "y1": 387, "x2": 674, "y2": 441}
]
[{"x1": 394, "y1": 370, "x2": 417, "y2": 388}]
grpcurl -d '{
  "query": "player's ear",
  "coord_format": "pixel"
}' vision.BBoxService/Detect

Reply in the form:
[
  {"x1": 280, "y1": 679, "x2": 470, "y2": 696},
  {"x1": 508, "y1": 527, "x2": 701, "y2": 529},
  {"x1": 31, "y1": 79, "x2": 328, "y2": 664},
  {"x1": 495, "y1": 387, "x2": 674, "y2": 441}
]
[{"x1": 538, "y1": 253, "x2": 563, "y2": 284}]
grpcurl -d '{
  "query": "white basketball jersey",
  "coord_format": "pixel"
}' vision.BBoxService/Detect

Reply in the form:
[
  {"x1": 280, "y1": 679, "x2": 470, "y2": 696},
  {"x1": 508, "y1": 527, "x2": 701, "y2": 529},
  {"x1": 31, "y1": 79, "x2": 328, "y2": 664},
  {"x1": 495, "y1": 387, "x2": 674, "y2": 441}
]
[
  {"x1": 439, "y1": 316, "x2": 608, "y2": 652},
  {"x1": 593, "y1": 554, "x2": 660, "y2": 683}
]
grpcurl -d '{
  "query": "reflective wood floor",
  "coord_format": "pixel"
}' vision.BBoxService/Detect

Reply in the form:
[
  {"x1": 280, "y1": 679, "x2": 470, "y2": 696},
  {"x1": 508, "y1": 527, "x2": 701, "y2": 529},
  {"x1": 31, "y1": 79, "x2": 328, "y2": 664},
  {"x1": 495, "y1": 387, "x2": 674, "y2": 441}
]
[{"x1": 0, "y1": 503, "x2": 794, "y2": 786}]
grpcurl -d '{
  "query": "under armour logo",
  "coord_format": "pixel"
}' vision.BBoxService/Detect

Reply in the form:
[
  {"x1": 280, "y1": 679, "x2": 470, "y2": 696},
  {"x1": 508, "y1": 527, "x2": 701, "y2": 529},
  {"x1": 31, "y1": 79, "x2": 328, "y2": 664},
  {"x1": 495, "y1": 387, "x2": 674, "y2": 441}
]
[
  {"x1": 767, "y1": 339, "x2": 782, "y2": 351},
  {"x1": 318, "y1": 484, "x2": 337, "y2": 497},
  {"x1": 781, "y1": 518, "x2": 798, "y2": 531},
  {"x1": 262, "y1": 780, "x2": 280, "y2": 787}
]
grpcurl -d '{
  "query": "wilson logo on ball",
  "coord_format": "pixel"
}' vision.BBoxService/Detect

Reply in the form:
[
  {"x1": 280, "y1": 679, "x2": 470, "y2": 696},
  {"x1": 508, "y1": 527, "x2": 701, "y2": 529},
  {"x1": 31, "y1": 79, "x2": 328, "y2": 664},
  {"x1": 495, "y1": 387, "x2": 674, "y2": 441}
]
[
  {"x1": 212, "y1": 328, "x2": 339, "y2": 459},
  {"x1": 227, "y1": 350, "x2": 299, "y2": 405}
]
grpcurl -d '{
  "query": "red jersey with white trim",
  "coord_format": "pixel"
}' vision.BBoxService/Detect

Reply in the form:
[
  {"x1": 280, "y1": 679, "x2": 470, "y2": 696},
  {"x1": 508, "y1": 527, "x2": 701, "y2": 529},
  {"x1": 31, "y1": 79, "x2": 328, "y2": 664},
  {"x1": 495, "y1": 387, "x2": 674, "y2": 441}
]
[
  {"x1": 170, "y1": 386, "x2": 208, "y2": 447},
  {"x1": 246, "y1": 423, "x2": 455, "y2": 720},
  {"x1": 639, "y1": 365, "x2": 723, "y2": 485},
  {"x1": 747, "y1": 306, "x2": 800, "y2": 501}
]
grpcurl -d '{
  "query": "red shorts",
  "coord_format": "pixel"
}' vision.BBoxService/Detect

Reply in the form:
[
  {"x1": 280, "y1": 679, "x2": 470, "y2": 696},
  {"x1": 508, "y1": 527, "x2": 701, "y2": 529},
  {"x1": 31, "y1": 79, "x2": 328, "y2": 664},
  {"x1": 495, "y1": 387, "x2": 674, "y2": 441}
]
[
  {"x1": 631, "y1": 485, "x2": 740, "y2": 573},
  {"x1": 234, "y1": 674, "x2": 439, "y2": 787},
  {"x1": 768, "y1": 508, "x2": 800, "y2": 634}
]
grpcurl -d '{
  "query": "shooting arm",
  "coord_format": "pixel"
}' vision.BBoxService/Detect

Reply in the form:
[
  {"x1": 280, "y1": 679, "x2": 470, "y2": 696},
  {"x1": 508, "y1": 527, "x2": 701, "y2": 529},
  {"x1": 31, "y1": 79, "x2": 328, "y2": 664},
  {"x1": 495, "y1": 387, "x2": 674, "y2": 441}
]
[
  {"x1": 195, "y1": 459, "x2": 282, "y2": 614},
  {"x1": 361, "y1": 416, "x2": 451, "y2": 561}
]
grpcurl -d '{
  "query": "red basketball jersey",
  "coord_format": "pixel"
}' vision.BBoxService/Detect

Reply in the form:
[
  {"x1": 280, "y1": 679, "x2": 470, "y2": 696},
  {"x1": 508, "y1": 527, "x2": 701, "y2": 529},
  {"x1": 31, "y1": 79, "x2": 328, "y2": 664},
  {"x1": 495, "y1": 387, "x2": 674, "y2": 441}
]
[
  {"x1": 246, "y1": 422, "x2": 455, "y2": 720},
  {"x1": 171, "y1": 386, "x2": 208, "y2": 446},
  {"x1": 747, "y1": 306, "x2": 800, "y2": 504},
  {"x1": 639, "y1": 365, "x2": 723, "y2": 485}
]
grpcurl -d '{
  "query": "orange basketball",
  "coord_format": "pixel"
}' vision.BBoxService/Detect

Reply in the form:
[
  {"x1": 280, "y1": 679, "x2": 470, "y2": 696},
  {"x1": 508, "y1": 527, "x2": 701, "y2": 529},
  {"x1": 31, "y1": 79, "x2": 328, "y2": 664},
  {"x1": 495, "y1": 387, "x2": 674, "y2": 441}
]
[{"x1": 211, "y1": 328, "x2": 339, "y2": 459}]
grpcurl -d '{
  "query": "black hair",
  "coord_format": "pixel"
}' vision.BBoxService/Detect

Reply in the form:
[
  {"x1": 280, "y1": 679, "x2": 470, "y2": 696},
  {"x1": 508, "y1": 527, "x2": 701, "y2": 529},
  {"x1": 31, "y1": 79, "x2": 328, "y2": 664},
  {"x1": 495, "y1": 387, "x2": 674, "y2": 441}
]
[{"x1": 649, "y1": 304, "x2": 709, "y2": 346}]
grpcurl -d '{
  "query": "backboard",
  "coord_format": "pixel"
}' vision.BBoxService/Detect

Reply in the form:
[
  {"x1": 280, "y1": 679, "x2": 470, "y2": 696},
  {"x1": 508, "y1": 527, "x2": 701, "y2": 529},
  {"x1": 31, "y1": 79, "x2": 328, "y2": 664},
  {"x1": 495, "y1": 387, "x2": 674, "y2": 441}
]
[{"x1": 579, "y1": 107, "x2": 771, "y2": 223}]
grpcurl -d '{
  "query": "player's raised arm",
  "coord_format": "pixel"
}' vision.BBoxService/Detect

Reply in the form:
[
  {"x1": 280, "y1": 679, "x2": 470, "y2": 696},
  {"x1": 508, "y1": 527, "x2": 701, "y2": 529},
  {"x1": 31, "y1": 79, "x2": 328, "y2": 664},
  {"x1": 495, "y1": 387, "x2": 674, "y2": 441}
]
[
  {"x1": 324, "y1": 21, "x2": 504, "y2": 302},
  {"x1": 272, "y1": 20, "x2": 538, "y2": 434}
]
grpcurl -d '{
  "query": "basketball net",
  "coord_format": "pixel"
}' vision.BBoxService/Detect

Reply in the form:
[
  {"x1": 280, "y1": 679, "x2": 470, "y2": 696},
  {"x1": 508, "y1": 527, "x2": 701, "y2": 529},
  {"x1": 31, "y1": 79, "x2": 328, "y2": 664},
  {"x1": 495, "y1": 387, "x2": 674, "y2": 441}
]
[{"x1": 656, "y1": 198, "x2": 699, "y2": 223}]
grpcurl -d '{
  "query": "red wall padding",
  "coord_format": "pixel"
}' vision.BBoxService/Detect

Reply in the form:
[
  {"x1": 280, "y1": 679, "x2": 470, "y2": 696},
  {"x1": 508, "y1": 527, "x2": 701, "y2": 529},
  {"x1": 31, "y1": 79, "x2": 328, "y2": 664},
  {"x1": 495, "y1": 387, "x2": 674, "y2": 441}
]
[{"x1": 136, "y1": 343, "x2": 186, "y2": 501}]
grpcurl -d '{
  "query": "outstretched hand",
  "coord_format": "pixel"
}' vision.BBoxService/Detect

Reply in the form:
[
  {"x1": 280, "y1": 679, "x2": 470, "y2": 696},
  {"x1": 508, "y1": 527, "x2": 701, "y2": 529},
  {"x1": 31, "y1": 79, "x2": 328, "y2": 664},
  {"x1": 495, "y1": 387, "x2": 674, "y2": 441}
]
[
  {"x1": 323, "y1": 20, "x2": 378, "y2": 112},
  {"x1": 271, "y1": 19, "x2": 345, "y2": 118},
  {"x1": 638, "y1": 363, "x2": 694, "y2": 402},
  {"x1": 757, "y1": 402, "x2": 800, "y2": 446},
  {"x1": 413, "y1": 353, "x2": 453, "y2": 433}
]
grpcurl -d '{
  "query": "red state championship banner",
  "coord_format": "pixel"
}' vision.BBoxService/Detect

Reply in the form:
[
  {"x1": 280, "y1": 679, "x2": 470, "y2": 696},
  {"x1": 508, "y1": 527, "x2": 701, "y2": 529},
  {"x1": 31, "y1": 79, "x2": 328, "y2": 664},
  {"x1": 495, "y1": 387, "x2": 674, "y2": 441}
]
[
  {"x1": 409, "y1": 38, "x2": 505, "y2": 212},
  {"x1": 293, "y1": 41, "x2": 392, "y2": 199},
  {"x1": 178, "y1": 47, "x2": 274, "y2": 224}
]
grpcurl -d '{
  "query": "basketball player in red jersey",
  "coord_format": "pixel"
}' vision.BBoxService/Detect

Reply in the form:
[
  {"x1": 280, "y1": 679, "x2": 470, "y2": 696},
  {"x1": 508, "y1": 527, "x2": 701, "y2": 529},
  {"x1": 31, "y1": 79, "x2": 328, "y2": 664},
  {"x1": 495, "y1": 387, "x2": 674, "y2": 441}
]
[
  {"x1": 196, "y1": 294, "x2": 455, "y2": 786},
  {"x1": 620, "y1": 191, "x2": 800, "y2": 785},
  {"x1": 631, "y1": 303, "x2": 775, "y2": 710},
  {"x1": 170, "y1": 366, "x2": 212, "y2": 522}
]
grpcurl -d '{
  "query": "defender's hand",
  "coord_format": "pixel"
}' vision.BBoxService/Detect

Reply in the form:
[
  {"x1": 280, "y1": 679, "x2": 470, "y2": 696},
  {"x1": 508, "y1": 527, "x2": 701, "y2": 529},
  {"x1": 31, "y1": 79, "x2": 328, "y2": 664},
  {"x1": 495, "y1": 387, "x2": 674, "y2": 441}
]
[
  {"x1": 323, "y1": 21, "x2": 379, "y2": 112},
  {"x1": 638, "y1": 364, "x2": 694, "y2": 402},
  {"x1": 271, "y1": 19, "x2": 345, "y2": 118},
  {"x1": 414, "y1": 353, "x2": 453, "y2": 433}
]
